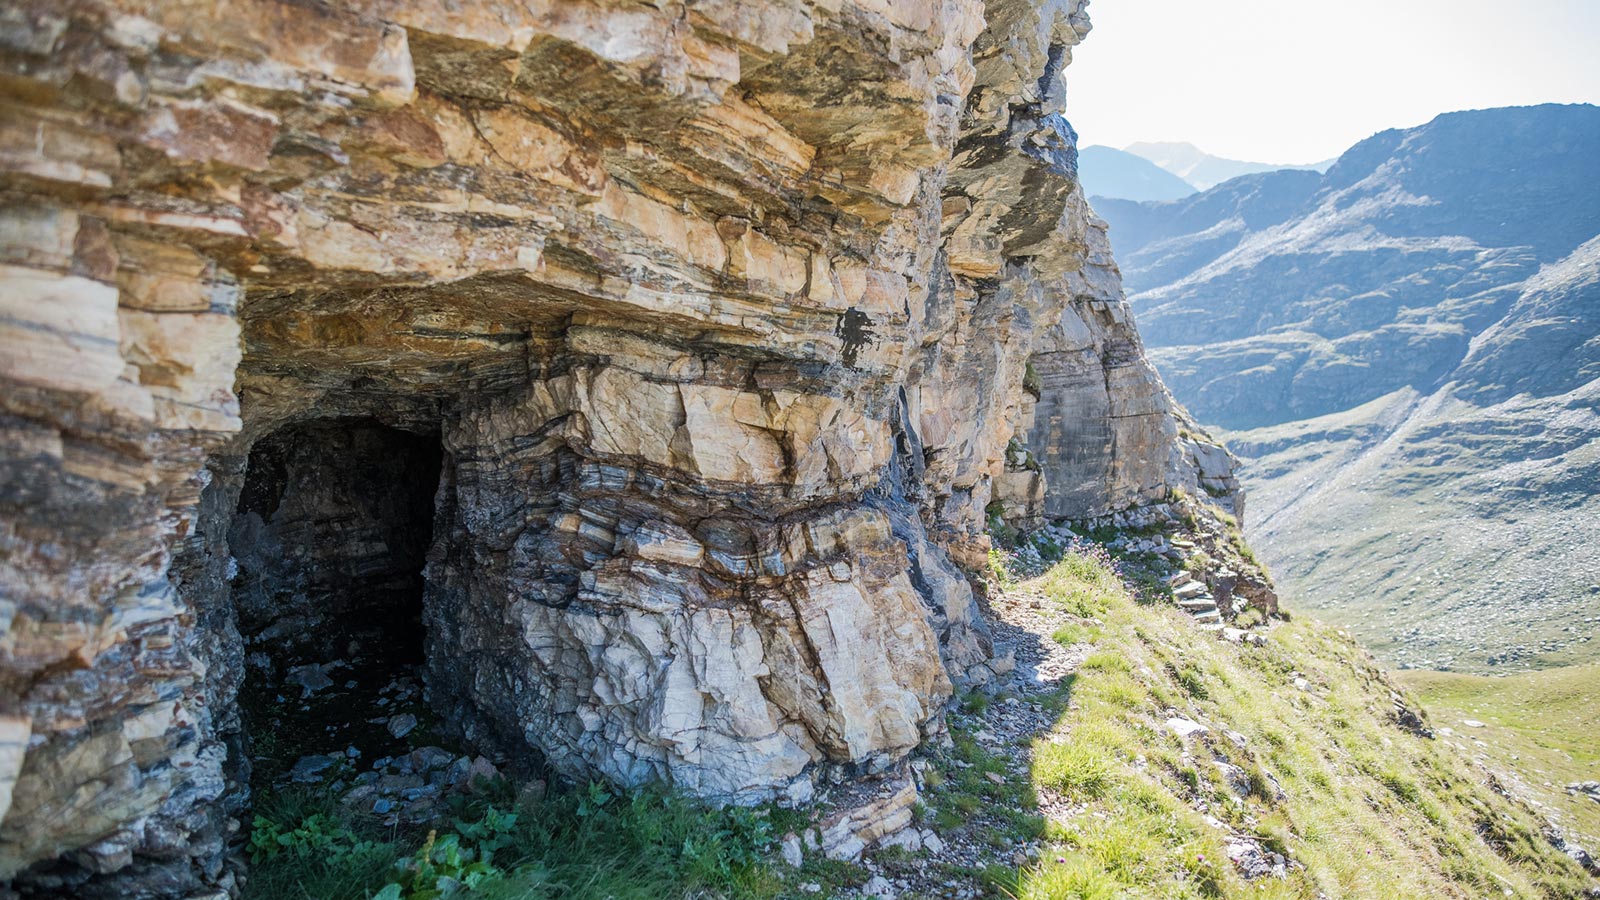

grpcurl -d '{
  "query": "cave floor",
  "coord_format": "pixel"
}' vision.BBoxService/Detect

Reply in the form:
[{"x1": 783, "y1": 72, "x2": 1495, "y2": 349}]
[{"x1": 236, "y1": 589, "x2": 451, "y2": 791}]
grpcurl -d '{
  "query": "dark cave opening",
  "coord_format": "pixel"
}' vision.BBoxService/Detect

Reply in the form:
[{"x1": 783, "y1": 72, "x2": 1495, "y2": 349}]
[{"x1": 228, "y1": 418, "x2": 446, "y2": 789}]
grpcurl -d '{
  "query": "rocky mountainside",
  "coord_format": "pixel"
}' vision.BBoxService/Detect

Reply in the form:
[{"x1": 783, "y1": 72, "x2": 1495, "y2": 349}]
[
  {"x1": 1096, "y1": 104, "x2": 1600, "y2": 672},
  {"x1": 1122, "y1": 141, "x2": 1331, "y2": 191},
  {"x1": 1076, "y1": 145, "x2": 1196, "y2": 202},
  {"x1": 0, "y1": 1, "x2": 1258, "y2": 895}
]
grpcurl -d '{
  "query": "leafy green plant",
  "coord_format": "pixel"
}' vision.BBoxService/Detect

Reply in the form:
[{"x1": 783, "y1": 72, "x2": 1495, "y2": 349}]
[
  {"x1": 987, "y1": 547, "x2": 1016, "y2": 588},
  {"x1": 248, "y1": 812, "x2": 360, "y2": 863},
  {"x1": 244, "y1": 782, "x2": 791, "y2": 900},
  {"x1": 379, "y1": 828, "x2": 507, "y2": 900},
  {"x1": 985, "y1": 500, "x2": 1021, "y2": 550}
]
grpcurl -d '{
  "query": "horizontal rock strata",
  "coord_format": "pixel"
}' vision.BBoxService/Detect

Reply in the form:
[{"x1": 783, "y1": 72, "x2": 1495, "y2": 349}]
[{"x1": 0, "y1": 0, "x2": 1238, "y2": 894}]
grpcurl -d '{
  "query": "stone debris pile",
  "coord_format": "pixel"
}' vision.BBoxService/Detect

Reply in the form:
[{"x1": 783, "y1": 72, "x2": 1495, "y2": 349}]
[{"x1": 279, "y1": 745, "x2": 505, "y2": 828}]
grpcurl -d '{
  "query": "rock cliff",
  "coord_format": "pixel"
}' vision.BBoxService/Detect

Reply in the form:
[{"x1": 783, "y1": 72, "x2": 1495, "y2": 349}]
[{"x1": 0, "y1": 0, "x2": 1230, "y2": 894}]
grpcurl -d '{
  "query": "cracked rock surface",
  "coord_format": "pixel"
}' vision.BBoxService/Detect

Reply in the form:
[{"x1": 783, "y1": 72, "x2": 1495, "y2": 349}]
[{"x1": 0, "y1": 0, "x2": 1237, "y2": 894}]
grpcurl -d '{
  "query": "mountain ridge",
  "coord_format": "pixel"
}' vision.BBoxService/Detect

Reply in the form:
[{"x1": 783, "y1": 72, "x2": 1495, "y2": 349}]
[
  {"x1": 1095, "y1": 103, "x2": 1600, "y2": 673},
  {"x1": 1078, "y1": 144, "x2": 1198, "y2": 201},
  {"x1": 1124, "y1": 140, "x2": 1333, "y2": 189}
]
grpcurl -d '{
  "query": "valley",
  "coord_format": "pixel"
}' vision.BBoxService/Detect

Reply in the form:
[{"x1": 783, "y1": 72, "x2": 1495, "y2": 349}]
[{"x1": 1093, "y1": 104, "x2": 1600, "y2": 673}]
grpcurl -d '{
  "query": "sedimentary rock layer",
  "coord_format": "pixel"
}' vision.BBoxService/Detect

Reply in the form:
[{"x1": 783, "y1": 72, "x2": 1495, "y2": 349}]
[{"x1": 0, "y1": 0, "x2": 1233, "y2": 894}]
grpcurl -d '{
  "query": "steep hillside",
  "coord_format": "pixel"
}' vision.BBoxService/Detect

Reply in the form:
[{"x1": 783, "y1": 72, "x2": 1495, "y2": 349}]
[
  {"x1": 932, "y1": 543, "x2": 1593, "y2": 899},
  {"x1": 1124, "y1": 141, "x2": 1331, "y2": 190},
  {"x1": 1401, "y1": 664, "x2": 1600, "y2": 856},
  {"x1": 1095, "y1": 105, "x2": 1600, "y2": 672},
  {"x1": 1079, "y1": 145, "x2": 1198, "y2": 201},
  {"x1": 1091, "y1": 169, "x2": 1323, "y2": 296}
]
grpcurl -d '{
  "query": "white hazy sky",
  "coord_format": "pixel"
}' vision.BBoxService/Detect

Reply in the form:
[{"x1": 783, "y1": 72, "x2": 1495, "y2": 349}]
[{"x1": 1065, "y1": 0, "x2": 1600, "y2": 164}]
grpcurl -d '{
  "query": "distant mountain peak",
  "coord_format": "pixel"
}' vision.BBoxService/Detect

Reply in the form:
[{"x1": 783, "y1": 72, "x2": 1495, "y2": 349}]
[
  {"x1": 1123, "y1": 141, "x2": 1333, "y2": 190},
  {"x1": 1076, "y1": 145, "x2": 1198, "y2": 202}
]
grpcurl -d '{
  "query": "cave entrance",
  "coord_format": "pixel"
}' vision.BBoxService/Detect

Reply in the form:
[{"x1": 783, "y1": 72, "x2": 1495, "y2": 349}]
[{"x1": 229, "y1": 418, "x2": 445, "y2": 789}]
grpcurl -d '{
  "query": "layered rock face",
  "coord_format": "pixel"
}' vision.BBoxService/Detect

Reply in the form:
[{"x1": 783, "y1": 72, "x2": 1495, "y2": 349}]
[{"x1": 0, "y1": 0, "x2": 1230, "y2": 894}]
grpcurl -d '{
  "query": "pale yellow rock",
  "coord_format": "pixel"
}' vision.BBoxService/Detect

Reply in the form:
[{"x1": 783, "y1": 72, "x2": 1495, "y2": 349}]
[
  {"x1": 118, "y1": 310, "x2": 243, "y2": 431},
  {"x1": 0, "y1": 109, "x2": 118, "y2": 189},
  {"x1": 0, "y1": 716, "x2": 32, "y2": 826},
  {"x1": 0, "y1": 266, "x2": 124, "y2": 394},
  {"x1": 470, "y1": 105, "x2": 606, "y2": 197},
  {"x1": 818, "y1": 776, "x2": 920, "y2": 861},
  {"x1": 619, "y1": 522, "x2": 706, "y2": 568},
  {"x1": 678, "y1": 384, "x2": 788, "y2": 483}
]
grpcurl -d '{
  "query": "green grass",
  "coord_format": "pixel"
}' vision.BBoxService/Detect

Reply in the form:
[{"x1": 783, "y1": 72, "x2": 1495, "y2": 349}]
[
  {"x1": 1009, "y1": 549, "x2": 1592, "y2": 899},
  {"x1": 243, "y1": 780, "x2": 795, "y2": 900},
  {"x1": 920, "y1": 727, "x2": 1046, "y2": 854},
  {"x1": 1400, "y1": 663, "x2": 1600, "y2": 847}
]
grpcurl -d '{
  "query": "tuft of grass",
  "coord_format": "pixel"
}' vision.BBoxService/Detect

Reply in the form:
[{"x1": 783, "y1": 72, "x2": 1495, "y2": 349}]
[
  {"x1": 960, "y1": 689, "x2": 991, "y2": 715},
  {"x1": 1234, "y1": 606, "x2": 1266, "y2": 629},
  {"x1": 1078, "y1": 650, "x2": 1130, "y2": 673},
  {"x1": 1182, "y1": 551, "x2": 1214, "y2": 578},
  {"x1": 1051, "y1": 622, "x2": 1101, "y2": 646},
  {"x1": 1015, "y1": 853, "x2": 1121, "y2": 900},
  {"x1": 1033, "y1": 741, "x2": 1112, "y2": 800},
  {"x1": 1169, "y1": 661, "x2": 1210, "y2": 700}
]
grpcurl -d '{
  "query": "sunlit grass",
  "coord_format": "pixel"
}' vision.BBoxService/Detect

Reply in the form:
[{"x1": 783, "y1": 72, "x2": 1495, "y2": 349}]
[
  {"x1": 1400, "y1": 663, "x2": 1600, "y2": 848},
  {"x1": 1009, "y1": 548, "x2": 1591, "y2": 900}
]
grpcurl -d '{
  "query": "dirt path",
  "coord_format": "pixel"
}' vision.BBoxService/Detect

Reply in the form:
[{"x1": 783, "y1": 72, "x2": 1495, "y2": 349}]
[{"x1": 826, "y1": 585, "x2": 1095, "y2": 899}]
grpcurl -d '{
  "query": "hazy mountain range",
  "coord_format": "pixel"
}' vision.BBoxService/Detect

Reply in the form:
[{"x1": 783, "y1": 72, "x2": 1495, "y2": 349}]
[
  {"x1": 1078, "y1": 141, "x2": 1334, "y2": 201},
  {"x1": 1077, "y1": 145, "x2": 1199, "y2": 202},
  {"x1": 1125, "y1": 141, "x2": 1334, "y2": 190},
  {"x1": 1093, "y1": 104, "x2": 1600, "y2": 673}
]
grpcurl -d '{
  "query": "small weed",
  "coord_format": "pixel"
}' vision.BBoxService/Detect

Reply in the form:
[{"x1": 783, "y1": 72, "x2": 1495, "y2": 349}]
[
  {"x1": 1234, "y1": 607, "x2": 1266, "y2": 629},
  {"x1": 1170, "y1": 662, "x2": 1210, "y2": 700},
  {"x1": 1052, "y1": 622, "x2": 1095, "y2": 646}
]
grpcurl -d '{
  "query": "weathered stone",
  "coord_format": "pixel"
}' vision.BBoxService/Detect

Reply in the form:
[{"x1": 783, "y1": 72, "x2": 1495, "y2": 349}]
[
  {"x1": 0, "y1": 0, "x2": 1236, "y2": 894},
  {"x1": 0, "y1": 718, "x2": 30, "y2": 826},
  {"x1": 817, "y1": 777, "x2": 920, "y2": 862}
]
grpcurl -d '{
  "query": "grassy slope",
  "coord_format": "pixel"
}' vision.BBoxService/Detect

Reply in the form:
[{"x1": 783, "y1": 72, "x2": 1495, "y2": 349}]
[
  {"x1": 1400, "y1": 665, "x2": 1600, "y2": 848},
  {"x1": 1012, "y1": 553, "x2": 1591, "y2": 899}
]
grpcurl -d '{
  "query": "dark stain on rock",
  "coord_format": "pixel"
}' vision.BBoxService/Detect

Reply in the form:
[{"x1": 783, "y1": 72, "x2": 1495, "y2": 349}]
[{"x1": 835, "y1": 307, "x2": 878, "y2": 369}]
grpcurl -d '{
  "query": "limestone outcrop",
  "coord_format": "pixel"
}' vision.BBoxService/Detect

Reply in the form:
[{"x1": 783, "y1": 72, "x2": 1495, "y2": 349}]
[{"x1": 0, "y1": 0, "x2": 1236, "y2": 894}]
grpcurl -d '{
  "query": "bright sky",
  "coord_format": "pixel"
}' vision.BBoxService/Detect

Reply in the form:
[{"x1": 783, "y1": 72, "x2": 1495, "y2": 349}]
[{"x1": 1065, "y1": 0, "x2": 1600, "y2": 164}]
